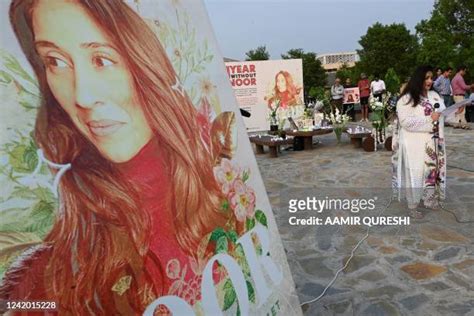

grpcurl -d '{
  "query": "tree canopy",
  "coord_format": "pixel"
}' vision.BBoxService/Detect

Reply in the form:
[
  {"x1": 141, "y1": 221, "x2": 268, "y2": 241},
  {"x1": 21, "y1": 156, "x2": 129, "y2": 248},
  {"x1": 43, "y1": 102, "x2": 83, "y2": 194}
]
[
  {"x1": 245, "y1": 45, "x2": 270, "y2": 61},
  {"x1": 357, "y1": 23, "x2": 418, "y2": 81},
  {"x1": 416, "y1": 0, "x2": 474, "y2": 79}
]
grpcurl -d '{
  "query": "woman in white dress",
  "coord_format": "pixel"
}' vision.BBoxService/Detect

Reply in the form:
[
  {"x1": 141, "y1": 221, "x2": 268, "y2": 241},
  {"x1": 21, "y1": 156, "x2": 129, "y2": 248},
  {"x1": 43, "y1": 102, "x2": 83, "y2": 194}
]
[{"x1": 392, "y1": 66, "x2": 446, "y2": 218}]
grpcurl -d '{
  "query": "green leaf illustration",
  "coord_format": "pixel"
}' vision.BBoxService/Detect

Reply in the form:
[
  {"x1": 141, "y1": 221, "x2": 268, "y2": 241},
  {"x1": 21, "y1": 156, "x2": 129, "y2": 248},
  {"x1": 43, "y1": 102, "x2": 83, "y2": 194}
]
[
  {"x1": 210, "y1": 227, "x2": 226, "y2": 241},
  {"x1": 25, "y1": 203, "x2": 55, "y2": 238},
  {"x1": 226, "y1": 230, "x2": 238, "y2": 244},
  {"x1": 255, "y1": 210, "x2": 267, "y2": 227},
  {"x1": 223, "y1": 279, "x2": 236, "y2": 310},
  {"x1": 0, "y1": 69, "x2": 13, "y2": 84},
  {"x1": 0, "y1": 231, "x2": 42, "y2": 279},
  {"x1": 242, "y1": 170, "x2": 250, "y2": 183},
  {"x1": 245, "y1": 218, "x2": 255, "y2": 231},
  {"x1": 246, "y1": 280, "x2": 256, "y2": 303},
  {"x1": 8, "y1": 144, "x2": 33, "y2": 173},
  {"x1": 1, "y1": 50, "x2": 38, "y2": 87},
  {"x1": 0, "y1": 231, "x2": 42, "y2": 263},
  {"x1": 31, "y1": 187, "x2": 55, "y2": 202},
  {"x1": 221, "y1": 199, "x2": 229, "y2": 212},
  {"x1": 216, "y1": 235, "x2": 228, "y2": 254}
]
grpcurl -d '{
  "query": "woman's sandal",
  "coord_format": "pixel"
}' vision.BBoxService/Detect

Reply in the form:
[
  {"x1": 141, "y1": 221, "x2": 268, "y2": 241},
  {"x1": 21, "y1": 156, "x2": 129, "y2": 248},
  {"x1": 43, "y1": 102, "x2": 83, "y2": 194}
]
[
  {"x1": 408, "y1": 209, "x2": 424, "y2": 219},
  {"x1": 461, "y1": 125, "x2": 471, "y2": 130}
]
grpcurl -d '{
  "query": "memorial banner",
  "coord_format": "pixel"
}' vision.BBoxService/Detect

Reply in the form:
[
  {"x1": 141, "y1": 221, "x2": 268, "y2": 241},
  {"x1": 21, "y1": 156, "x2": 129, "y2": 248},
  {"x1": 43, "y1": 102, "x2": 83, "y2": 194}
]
[
  {"x1": 226, "y1": 59, "x2": 304, "y2": 132},
  {"x1": 343, "y1": 87, "x2": 360, "y2": 104},
  {"x1": 0, "y1": 0, "x2": 301, "y2": 315}
]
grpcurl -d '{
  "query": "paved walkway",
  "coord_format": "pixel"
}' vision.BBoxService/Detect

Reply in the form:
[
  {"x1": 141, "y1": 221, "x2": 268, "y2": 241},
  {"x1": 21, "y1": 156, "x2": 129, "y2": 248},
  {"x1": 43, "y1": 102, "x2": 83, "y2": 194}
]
[{"x1": 254, "y1": 123, "x2": 474, "y2": 316}]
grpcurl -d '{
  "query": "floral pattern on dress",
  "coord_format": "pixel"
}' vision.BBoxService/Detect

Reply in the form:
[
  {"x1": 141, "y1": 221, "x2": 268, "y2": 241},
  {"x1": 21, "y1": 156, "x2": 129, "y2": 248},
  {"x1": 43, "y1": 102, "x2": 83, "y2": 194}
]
[
  {"x1": 422, "y1": 136, "x2": 446, "y2": 207},
  {"x1": 420, "y1": 98, "x2": 433, "y2": 116}
]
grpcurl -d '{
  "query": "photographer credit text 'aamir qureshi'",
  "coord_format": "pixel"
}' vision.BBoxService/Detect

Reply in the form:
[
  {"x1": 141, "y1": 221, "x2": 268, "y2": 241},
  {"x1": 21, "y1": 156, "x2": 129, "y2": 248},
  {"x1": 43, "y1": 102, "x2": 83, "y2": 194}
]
[{"x1": 288, "y1": 197, "x2": 410, "y2": 227}]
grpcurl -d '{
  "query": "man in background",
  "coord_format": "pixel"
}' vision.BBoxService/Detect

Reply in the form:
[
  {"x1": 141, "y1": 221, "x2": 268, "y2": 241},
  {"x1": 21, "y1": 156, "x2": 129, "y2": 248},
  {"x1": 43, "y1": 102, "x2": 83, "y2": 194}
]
[
  {"x1": 371, "y1": 75, "x2": 386, "y2": 102},
  {"x1": 433, "y1": 67, "x2": 442, "y2": 82},
  {"x1": 433, "y1": 67, "x2": 453, "y2": 108},
  {"x1": 451, "y1": 65, "x2": 471, "y2": 129},
  {"x1": 331, "y1": 78, "x2": 344, "y2": 113}
]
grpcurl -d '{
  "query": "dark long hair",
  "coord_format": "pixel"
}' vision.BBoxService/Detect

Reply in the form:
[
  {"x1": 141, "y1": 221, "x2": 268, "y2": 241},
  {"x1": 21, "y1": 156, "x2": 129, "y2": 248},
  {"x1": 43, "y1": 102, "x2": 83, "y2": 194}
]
[{"x1": 400, "y1": 65, "x2": 433, "y2": 107}]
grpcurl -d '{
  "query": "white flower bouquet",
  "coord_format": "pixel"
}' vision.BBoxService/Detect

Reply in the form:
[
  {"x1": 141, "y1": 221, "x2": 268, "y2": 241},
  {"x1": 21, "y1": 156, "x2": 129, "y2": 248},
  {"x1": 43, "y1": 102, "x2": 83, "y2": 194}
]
[{"x1": 329, "y1": 108, "x2": 350, "y2": 143}]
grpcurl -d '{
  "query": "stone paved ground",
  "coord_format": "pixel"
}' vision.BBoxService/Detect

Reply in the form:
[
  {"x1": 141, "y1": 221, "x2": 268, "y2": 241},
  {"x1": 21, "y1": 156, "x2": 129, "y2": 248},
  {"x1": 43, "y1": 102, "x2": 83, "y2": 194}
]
[{"x1": 253, "y1": 123, "x2": 474, "y2": 316}]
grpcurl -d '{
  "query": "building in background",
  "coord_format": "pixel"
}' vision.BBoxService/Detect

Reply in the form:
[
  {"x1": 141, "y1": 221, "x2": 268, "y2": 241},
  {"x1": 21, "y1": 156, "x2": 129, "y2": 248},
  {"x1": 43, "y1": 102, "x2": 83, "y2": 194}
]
[
  {"x1": 317, "y1": 51, "x2": 359, "y2": 87},
  {"x1": 317, "y1": 51, "x2": 359, "y2": 72},
  {"x1": 224, "y1": 57, "x2": 239, "y2": 62}
]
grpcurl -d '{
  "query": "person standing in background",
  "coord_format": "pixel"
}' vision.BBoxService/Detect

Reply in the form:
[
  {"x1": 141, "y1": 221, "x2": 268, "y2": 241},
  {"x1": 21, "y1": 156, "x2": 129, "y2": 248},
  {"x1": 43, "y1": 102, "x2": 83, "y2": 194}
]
[
  {"x1": 371, "y1": 75, "x2": 386, "y2": 102},
  {"x1": 450, "y1": 65, "x2": 471, "y2": 129},
  {"x1": 433, "y1": 67, "x2": 453, "y2": 108},
  {"x1": 358, "y1": 73, "x2": 370, "y2": 122},
  {"x1": 331, "y1": 78, "x2": 344, "y2": 112},
  {"x1": 343, "y1": 78, "x2": 355, "y2": 120},
  {"x1": 433, "y1": 67, "x2": 442, "y2": 82}
]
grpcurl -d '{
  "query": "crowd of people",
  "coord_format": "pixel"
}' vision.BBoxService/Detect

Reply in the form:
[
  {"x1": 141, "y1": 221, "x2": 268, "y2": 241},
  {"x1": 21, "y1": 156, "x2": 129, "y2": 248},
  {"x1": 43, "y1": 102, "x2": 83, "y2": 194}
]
[
  {"x1": 329, "y1": 65, "x2": 474, "y2": 128},
  {"x1": 432, "y1": 65, "x2": 474, "y2": 129},
  {"x1": 331, "y1": 73, "x2": 386, "y2": 122},
  {"x1": 330, "y1": 73, "x2": 388, "y2": 122}
]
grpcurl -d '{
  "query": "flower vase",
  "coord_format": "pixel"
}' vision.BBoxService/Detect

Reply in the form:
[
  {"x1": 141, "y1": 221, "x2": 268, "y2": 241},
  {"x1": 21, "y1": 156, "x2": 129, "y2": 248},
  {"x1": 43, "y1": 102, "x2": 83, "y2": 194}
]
[
  {"x1": 378, "y1": 128, "x2": 384, "y2": 143},
  {"x1": 269, "y1": 115, "x2": 278, "y2": 131}
]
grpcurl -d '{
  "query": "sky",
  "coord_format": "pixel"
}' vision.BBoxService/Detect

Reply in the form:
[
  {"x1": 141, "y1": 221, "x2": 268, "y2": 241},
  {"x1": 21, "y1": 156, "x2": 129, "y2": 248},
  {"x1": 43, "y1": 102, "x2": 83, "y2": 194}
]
[{"x1": 203, "y1": 0, "x2": 435, "y2": 60}]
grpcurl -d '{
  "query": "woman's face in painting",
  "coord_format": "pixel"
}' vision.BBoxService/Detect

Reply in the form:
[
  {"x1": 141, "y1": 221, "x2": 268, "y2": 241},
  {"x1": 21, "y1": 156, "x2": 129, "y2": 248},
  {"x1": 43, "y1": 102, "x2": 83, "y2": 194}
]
[
  {"x1": 32, "y1": 0, "x2": 153, "y2": 163},
  {"x1": 423, "y1": 71, "x2": 433, "y2": 92},
  {"x1": 276, "y1": 73, "x2": 287, "y2": 93}
]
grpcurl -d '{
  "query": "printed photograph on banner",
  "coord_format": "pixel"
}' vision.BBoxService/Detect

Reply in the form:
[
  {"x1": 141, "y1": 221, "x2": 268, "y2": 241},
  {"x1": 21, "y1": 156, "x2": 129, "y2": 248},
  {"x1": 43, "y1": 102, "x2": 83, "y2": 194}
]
[
  {"x1": 226, "y1": 59, "x2": 304, "y2": 132},
  {"x1": 343, "y1": 87, "x2": 360, "y2": 104},
  {"x1": 265, "y1": 70, "x2": 303, "y2": 109},
  {"x1": 0, "y1": 0, "x2": 301, "y2": 315}
]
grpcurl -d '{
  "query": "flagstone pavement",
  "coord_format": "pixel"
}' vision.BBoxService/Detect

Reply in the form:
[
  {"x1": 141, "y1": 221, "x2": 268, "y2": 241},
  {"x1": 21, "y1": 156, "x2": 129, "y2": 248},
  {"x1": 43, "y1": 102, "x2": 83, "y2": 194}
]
[{"x1": 253, "y1": 123, "x2": 474, "y2": 316}]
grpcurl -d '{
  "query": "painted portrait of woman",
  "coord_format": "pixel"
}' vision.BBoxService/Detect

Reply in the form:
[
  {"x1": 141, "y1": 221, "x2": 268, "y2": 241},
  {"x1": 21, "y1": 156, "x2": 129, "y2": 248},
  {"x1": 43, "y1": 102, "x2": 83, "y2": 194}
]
[
  {"x1": 0, "y1": 0, "x2": 260, "y2": 314},
  {"x1": 266, "y1": 70, "x2": 302, "y2": 109}
]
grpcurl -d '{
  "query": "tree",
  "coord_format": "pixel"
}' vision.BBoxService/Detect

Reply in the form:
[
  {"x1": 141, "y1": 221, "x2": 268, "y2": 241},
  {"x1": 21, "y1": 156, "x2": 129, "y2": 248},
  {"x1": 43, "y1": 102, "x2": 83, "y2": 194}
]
[
  {"x1": 415, "y1": 13, "x2": 456, "y2": 70},
  {"x1": 416, "y1": 0, "x2": 474, "y2": 80},
  {"x1": 384, "y1": 68, "x2": 400, "y2": 95},
  {"x1": 281, "y1": 48, "x2": 327, "y2": 98},
  {"x1": 357, "y1": 23, "x2": 418, "y2": 80},
  {"x1": 245, "y1": 45, "x2": 270, "y2": 61},
  {"x1": 335, "y1": 63, "x2": 359, "y2": 85}
]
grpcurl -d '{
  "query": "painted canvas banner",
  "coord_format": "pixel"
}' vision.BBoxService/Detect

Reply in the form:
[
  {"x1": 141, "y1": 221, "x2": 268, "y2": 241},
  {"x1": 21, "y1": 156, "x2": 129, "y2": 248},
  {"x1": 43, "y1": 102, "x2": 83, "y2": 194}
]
[
  {"x1": 225, "y1": 59, "x2": 305, "y2": 132},
  {"x1": 0, "y1": 0, "x2": 302, "y2": 315},
  {"x1": 343, "y1": 87, "x2": 360, "y2": 104}
]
